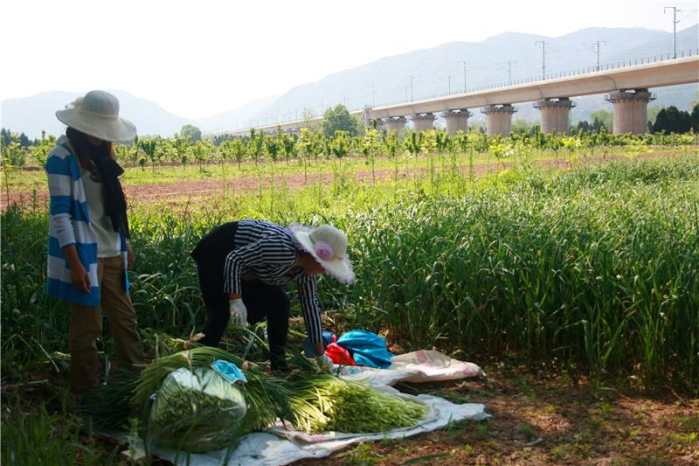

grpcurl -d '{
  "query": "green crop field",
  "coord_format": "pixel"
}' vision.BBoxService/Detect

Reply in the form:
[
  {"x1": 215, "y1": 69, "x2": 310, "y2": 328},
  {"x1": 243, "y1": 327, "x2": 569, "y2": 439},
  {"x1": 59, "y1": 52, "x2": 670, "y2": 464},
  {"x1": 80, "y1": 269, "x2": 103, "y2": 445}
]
[{"x1": 2, "y1": 131, "x2": 698, "y2": 465}]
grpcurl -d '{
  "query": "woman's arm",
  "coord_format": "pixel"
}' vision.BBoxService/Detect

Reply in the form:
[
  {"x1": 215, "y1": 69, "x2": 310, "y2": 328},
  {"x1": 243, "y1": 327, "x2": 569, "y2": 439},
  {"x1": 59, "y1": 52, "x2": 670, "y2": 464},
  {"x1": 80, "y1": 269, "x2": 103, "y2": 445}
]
[
  {"x1": 47, "y1": 153, "x2": 90, "y2": 293},
  {"x1": 63, "y1": 244, "x2": 90, "y2": 293},
  {"x1": 297, "y1": 274, "x2": 324, "y2": 354},
  {"x1": 46, "y1": 155, "x2": 77, "y2": 247},
  {"x1": 127, "y1": 240, "x2": 135, "y2": 269}
]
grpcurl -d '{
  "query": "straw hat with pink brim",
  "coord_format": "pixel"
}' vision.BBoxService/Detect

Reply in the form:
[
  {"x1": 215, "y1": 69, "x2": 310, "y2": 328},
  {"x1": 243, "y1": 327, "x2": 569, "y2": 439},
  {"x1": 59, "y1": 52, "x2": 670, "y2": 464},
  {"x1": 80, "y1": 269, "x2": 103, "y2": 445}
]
[
  {"x1": 56, "y1": 90, "x2": 137, "y2": 144},
  {"x1": 290, "y1": 224, "x2": 355, "y2": 284}
]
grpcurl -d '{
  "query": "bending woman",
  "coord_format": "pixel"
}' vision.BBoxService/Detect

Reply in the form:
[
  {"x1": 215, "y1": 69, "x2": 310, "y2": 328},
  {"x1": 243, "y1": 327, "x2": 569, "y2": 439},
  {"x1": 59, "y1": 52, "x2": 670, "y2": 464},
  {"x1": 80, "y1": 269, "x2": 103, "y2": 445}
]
[{"x1": 191, "y1": 220, "x2": 354, "y2": 371}]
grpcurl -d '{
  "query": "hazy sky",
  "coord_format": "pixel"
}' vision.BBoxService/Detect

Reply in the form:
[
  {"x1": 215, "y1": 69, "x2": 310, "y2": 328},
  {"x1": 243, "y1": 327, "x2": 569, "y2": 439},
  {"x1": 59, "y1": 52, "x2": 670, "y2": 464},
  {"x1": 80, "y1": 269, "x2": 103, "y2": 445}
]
[{"x1": 2, "y1": 0, "x2": 697, "y2": 118}]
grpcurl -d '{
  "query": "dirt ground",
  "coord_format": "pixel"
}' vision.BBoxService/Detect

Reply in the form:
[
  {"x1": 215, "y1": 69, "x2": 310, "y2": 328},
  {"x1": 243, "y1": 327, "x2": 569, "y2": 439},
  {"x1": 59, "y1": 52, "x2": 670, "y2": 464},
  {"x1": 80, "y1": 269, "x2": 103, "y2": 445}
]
[
  {"x1": 1, "y1": 160, "x2": 514, "y2": 210},
  {"x1": 2, "y1": 151, "x2": 689, "y2": 211},
  {"x1": 292, "y1": 364, "x2": 699, "y2": 466},
  {"x1": 8, "y1": 361, "x2": 695, "y2": 466}
]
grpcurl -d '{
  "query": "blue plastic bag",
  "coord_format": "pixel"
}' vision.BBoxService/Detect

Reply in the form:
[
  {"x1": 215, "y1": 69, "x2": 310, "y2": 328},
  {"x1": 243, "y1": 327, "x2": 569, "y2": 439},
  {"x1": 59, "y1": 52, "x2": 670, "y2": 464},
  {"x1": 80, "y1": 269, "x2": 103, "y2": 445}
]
[
  {"x1": 336, "y1": 330, "x2": 393, "y2": 369},
  {"x1": 211, "y1": 359, "x2": 247, "y2": 384},
  {"x1": 322, "y1": 330, "x2": 335, "y2": 347}
]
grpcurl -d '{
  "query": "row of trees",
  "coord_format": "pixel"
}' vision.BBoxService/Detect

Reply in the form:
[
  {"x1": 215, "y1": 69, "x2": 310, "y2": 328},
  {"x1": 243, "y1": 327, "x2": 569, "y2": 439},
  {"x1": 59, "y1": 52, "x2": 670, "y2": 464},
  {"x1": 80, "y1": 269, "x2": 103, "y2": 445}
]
[
  {"x1": 1, "y1": 128, "x2": 42, "y2": 148},
  {"x1": 210, "y1": 105, "x2": 363, "y2": 145},
  {"x1": 2, "y1": 103, "x2": 697, "y2": 171},
  {"x1": 29, "y1": 127, "x2": 699, "y2": 169},
  {"x1": 651, "y1": 105, "x2": 699, "y2": 134},
  {"x1": 2, "y1": 121, "x2": 696, "y2": 173}
]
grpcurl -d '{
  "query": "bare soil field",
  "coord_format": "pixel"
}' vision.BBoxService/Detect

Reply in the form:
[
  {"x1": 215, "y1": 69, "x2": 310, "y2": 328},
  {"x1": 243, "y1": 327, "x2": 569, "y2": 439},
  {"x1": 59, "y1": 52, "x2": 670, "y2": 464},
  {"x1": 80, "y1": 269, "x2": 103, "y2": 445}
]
[{"x1": 2, "y1": 151, "x2": 689, "y2": 210}]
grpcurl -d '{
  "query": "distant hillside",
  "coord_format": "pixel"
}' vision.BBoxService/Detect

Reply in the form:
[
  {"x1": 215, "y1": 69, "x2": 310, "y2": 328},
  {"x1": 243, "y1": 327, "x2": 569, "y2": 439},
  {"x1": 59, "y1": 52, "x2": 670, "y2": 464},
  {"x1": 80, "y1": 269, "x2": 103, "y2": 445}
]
[
  {"x1": 2, "y1": 24, "x2": 697, "y2": 137},
  {"x1": 246, "y1": 24, "x2": 697, "y2": 127},
  {"x1": 195, "y1": 96, "x2": 277, "y2": 133},
  {"x1": 0, "y1": 91, "x2": 279, "y2": 139},
  {"x1": 1, "y1": 90, "x2": 189, "y2": 138}
]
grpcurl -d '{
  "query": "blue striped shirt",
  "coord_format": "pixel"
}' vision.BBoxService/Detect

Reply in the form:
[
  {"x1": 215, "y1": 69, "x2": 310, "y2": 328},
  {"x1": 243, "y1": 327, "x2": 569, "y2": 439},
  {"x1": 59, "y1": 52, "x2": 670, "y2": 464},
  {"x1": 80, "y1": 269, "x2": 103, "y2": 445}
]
[
  {"x1": 46, "y1": 136, "x2": 129, "y2": 306},
  {"x1": 223, "y1": 220, "x2": 323, "y2": 346}
]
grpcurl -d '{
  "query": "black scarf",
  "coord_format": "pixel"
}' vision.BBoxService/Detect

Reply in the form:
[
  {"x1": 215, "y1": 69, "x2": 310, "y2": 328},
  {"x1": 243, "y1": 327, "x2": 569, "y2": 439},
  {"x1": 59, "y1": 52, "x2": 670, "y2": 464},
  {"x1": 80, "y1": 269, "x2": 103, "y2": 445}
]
[
  {"x1": 91, "y1": 151, "x2": 130, "y2": 239},
  {"x1": 64, "y1": 129, "x2": 130, "y2": 239}
]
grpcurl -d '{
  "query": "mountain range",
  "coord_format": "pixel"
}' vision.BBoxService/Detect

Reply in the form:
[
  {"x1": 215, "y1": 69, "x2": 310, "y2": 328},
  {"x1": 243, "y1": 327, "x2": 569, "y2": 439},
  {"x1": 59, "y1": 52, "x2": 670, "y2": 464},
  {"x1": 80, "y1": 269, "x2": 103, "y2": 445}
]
[{"x1": 2, "y1": 24, "x2": 697, "y2": 138}]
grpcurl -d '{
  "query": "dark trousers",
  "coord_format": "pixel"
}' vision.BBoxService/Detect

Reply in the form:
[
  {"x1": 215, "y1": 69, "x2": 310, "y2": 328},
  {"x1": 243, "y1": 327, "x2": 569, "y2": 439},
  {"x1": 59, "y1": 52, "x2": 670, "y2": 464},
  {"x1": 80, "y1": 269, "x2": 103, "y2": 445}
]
[{"x1": 191, "y1": 222, "x2": 289, "y2": 366}]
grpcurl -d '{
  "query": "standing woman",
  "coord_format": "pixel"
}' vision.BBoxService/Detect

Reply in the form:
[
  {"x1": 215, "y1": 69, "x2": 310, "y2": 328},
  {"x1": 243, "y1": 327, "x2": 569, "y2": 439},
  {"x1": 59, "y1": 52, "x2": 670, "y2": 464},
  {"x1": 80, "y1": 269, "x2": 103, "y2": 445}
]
[
  {"x1": 47, "y1": 90, "x2": 143, "y2": 395},
  {"x1": 191, "y1": 220, "x2": 354, "y2": 371}
]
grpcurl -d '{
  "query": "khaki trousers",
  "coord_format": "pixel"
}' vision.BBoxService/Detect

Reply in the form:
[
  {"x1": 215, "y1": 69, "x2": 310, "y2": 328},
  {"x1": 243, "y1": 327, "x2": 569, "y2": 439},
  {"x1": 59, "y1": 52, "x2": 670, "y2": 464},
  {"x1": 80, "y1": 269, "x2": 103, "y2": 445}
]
[{"x1": 69, "y1": 256, "x2": 143, "y2": 394}]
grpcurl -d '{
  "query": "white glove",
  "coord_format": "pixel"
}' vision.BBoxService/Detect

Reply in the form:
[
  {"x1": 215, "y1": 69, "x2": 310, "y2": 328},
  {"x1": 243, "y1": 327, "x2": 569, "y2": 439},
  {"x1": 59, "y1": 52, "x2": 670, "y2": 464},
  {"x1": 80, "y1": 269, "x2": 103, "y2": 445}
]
[{"x1": 229, "y1": 299, "x2": 248, "y2": 328}]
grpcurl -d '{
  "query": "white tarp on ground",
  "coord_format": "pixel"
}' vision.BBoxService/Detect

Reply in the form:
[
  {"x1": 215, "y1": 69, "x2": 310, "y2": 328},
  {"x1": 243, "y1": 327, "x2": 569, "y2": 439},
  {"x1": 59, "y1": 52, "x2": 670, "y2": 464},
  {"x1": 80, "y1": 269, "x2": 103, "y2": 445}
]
[{"x1": 141, "y1": 351, "x2": 489, "y2": 466}]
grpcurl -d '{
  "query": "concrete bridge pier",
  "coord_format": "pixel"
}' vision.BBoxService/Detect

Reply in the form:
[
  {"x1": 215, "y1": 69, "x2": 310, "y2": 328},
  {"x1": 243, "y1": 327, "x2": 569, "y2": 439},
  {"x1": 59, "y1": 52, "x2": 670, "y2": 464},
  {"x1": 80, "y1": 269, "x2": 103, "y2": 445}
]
[
  {"x1": 383, "y1": 116, "x2": 407, "y2": 133},
  {"x1": 534, "y1": 97, "x2": 575, "y2": 134},
  {"x1": 362, "y1": 106, "x2": 373, "y2": 127},
  {"x1": 605, "y1": 89, "x2": 654, "y2": 134},
  {"x1": 482, "y1": 104, "x2": 516, "y2": 136},
  {"x1": 369, "y1": 118, "x2": 384, "y2": 130},
  {"x1": 411, "y1": 113, "x2": 436, "y2": 132},
  {"x1": 440, "y1": 109, "x2": 471, "y2": 134}
]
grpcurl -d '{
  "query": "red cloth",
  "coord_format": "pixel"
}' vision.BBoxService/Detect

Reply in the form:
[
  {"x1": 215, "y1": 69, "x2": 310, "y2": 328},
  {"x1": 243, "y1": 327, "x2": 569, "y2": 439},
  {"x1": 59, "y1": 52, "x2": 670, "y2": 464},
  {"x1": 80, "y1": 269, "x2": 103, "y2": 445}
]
[{"x1": 325, "y1": 341, "x2": 356, "y2": 366}]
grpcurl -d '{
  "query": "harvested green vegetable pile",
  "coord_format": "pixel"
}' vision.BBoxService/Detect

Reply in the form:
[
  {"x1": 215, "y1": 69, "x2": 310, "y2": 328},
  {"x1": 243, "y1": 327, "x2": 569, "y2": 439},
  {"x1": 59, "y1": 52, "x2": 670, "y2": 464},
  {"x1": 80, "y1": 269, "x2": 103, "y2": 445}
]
[
  {"x1": 131, "y1": 346, "x2": 290, "y2": 434},
  {"x1": 288, "y1": 374, "x2": 427, "y2": 433},
  {"x1": 82, "y1": 345, "x2": 428, "y2": 452},
  {"x1": 148, "y1": 367, "x2": 247, "y2": 453}
]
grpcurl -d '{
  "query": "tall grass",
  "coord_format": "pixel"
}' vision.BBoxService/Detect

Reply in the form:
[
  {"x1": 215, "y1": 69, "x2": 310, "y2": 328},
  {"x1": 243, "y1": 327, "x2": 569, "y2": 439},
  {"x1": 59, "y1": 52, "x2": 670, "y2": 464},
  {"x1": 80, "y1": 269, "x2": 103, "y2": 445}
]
[
  {"x1": 2, "y1": 156, "x2": 698, "y2": 390},
  {"x1": 335, "y1": 164, "x2": 699, "y2": 388},
  {"x1": 1, "y1": 404, "x2": 122, "y2": 465}
]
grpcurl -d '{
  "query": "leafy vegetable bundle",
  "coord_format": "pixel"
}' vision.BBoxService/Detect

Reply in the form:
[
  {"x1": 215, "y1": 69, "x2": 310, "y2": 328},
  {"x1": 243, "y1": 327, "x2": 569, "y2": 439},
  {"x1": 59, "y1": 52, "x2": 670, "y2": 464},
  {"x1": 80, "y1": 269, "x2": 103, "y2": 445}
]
[
  {"x1": 82, "y1": 346, "x2": 428, "y2": 453},
  {"x1": 147, "y1": 367, "x2": 247, "y2": 453},
  {"x1": 288, "y1": 374, "x2": 427, "y2": 433},
  {"x1": 132, "y1": 346, "x2": 290, "y2": 435}
]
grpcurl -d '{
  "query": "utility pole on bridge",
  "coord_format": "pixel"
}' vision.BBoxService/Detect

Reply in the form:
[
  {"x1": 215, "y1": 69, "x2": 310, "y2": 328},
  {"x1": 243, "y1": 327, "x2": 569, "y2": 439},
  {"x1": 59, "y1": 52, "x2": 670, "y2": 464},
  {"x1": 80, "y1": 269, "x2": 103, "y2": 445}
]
[
  {"x1": 461, "y1": 61, "x2": 468, "y2": 93},
  {"x1": 592, "y1": 41, "x2": 607, "y2": 71},
  {"x1": 535, "y1": 41, "x2": 547, "y2": 80},
  {"x1": 499, "y1": 60, "x2": 517, "y2": 85},
  {"x1": 664, "y1": 6, "x2": 681, "y2": 59}
]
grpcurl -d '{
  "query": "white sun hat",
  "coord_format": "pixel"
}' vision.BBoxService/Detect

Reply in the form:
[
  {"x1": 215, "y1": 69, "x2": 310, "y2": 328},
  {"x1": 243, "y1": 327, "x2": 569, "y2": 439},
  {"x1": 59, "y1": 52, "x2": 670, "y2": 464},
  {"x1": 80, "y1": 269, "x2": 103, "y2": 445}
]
[
  {"x1": 290, "y1": 224, "x2": 355, "y2": 284},
  {"x1": 56, "y1": 90, "x2": 137, "y2": 144}
]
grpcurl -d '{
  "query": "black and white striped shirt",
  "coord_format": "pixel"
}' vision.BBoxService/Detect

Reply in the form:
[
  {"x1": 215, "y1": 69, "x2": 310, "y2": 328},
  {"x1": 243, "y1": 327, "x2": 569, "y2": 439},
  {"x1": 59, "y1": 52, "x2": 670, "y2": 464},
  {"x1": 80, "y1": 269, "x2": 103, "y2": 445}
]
[{"x1": 223, "y1": 220, "x2": 323, "y2": 345}]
